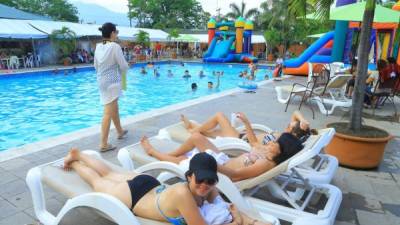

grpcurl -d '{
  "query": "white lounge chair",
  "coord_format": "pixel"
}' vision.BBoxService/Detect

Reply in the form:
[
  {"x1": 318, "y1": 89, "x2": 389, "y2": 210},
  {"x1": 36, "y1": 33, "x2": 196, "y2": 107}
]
[
  {"x1": 275, "y1": 73, "x2": 352, "y2": 116},
  {"x1": 309, "y1": 74, "x2": 353, "y2": 115},
  {"x1": 118, "y1": 129, "x2": 342, "y2": 225},
  {"x1": 26, "y1": 150, "x2": 278, "y2": 225},
  {"x1": 155, "y1": 120, "x2": 338, "y2": 184}
]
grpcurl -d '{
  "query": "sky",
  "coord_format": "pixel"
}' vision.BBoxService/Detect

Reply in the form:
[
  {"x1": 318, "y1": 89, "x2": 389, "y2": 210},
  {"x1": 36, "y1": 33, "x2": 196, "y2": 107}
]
[{"x1": 70, "y1": 0, "x2": 265, "y2": 15}]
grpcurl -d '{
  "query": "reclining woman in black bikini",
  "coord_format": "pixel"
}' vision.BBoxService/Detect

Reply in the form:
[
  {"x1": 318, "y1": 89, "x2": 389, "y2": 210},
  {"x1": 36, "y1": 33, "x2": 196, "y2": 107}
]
[
  {"x1": 63, "y1": 149, "x2": 270, "y2": 225},
  {"x1": 181, "y1": 111, "x2": 316, "y2": 146},
  {"x1": 141, "y1": 131, "x2": 303, "y2": 182}
]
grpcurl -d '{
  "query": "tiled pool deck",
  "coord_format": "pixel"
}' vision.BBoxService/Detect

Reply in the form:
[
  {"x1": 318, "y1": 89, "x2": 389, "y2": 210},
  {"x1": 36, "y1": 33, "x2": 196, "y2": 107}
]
[{"x1": 0, "y1": 75, "x2": 399, "y2": 225}]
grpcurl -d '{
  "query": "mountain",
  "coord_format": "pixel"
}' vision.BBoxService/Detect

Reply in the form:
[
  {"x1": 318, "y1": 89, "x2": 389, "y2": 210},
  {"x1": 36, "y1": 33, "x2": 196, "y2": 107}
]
[{"x1": 69, "y1": 1, "x2": 133, "y2": 27}]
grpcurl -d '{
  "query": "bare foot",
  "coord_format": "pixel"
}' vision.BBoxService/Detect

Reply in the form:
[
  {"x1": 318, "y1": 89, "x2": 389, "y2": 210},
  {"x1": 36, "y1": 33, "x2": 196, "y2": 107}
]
[
  {"x1": 140, "y1": 136, "x2": 155, "y2": 156},
  {"x1": 63, "y1": 148, "x2": 79, "y2": 170},
  {"x1": 180, "y1": 114, "x2": 195, "y2": 133}
]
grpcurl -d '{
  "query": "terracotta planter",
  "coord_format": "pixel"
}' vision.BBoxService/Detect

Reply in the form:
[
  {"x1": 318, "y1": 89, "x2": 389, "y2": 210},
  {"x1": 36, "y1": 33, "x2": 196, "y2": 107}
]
[{"x1": 325, "y1": 123, "x2": 392, "y2": 169}]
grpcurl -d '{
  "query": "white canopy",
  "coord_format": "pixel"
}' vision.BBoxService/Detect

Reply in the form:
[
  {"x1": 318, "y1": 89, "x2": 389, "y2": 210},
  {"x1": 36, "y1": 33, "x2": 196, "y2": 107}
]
[
  {"x1": 181, "y1": 33, "x2": 266, "y2": 44},
  {"x1": 0, "y1": 19, "x2": 47, "y2": 39},
  {"x1": 29, "y1": 20, "x2": 100, "y2": 37},
  {"x1": 28, "y1": 20, "x2": 169, "y2": 41}
]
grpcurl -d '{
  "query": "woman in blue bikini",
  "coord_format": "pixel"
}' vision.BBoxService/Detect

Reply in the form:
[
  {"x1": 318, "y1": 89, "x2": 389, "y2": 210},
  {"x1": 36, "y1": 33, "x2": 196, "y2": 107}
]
[{"x1": 63, "y1": 149, "x2": 269, "y2": 225}]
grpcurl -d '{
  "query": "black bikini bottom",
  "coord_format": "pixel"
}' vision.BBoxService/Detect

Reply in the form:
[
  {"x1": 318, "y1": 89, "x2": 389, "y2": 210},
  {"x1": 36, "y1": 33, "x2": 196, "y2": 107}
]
[{"x1": 127, "y1": 174, "x2": 161, "y2": 210}]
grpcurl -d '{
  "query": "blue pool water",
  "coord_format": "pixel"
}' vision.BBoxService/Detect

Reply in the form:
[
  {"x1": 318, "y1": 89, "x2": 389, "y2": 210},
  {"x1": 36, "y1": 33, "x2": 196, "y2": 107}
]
[{"x1": 0, "y1": 62, "x2": 272, "y2": 150}]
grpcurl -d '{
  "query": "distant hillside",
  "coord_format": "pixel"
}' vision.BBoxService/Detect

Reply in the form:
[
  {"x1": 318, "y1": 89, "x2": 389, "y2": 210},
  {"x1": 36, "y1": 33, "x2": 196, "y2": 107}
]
[{"x1": 69, "y1": 1, "x2": 133, "y2": 26}]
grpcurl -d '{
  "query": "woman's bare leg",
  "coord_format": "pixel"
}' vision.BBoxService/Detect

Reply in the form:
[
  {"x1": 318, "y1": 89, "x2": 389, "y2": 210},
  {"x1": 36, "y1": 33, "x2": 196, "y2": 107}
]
[
  {"x1": 141, "y1": 136, "x2": 187, "y2": 164},
  {"x1": 109, "y1": 99, "x2": 126, "y2": 136},
  {"x1": 101, "y1": 103, "x2": 112, "y2": 148},
  {"x1": 64, "y1": 149, "x2": 135, "y2": 182},
  {"x1": 182, "y1": 113, "x2": 239, "y2": 138},
  {"x1": 141, "y1": 133, "x2": 220, "y2": 163}
]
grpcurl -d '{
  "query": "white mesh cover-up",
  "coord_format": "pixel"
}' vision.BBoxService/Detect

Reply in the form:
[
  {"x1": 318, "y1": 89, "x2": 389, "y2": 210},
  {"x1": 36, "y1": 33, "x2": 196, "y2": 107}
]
[{"x1": 94, "y1": 42, "x2": 129, "y2": 105}]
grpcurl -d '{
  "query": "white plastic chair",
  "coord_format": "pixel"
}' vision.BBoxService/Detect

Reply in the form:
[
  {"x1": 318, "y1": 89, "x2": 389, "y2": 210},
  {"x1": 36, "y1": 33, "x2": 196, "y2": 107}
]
[{"x1": 9, "y1": 56, "x2": 19, "y2": 69}]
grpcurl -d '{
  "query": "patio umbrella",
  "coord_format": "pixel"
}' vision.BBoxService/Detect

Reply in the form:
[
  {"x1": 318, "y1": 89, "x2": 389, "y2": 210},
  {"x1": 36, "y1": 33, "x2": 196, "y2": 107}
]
[{"x1": 330, "y1": 2, "x2": 400, "y2": 23}]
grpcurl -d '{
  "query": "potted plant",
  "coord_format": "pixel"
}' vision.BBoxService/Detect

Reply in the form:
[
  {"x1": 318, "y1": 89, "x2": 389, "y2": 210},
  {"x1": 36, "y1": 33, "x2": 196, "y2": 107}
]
[
  {"x1": 289, "y1": 0, "x2": 392, "y2": 169},
  {"x1": 167, "y1": 28, "x2": 180, "y2": 59},
  {"x1": 50, "y1": 26, "x2": 76, "y2": 66},
  {"x1": 264, "y1": 29, "x2": 280, "y2": 62},
  {"x1": 326, "y1": 0, "x2": 392, "y2": 169},
  {"x1": 134, "y1": 30, "x2": 150, "y2": 61}
]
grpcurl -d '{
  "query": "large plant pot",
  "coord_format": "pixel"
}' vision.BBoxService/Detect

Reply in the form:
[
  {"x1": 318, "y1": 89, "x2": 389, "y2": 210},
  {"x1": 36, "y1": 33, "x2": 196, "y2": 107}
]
[{"x1": 325, "y1": 123, "x2": 392, "y2": 169}]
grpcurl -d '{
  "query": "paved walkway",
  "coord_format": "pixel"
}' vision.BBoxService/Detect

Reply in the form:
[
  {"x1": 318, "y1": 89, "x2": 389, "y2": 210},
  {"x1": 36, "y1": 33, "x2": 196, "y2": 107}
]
[{"x1": 0, "y1": 76, "x2": 399, "y2": 225}]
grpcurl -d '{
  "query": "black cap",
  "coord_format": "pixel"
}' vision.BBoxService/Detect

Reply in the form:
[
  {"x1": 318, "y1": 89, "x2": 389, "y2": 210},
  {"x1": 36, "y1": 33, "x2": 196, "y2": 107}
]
[{"x1": 189, "y1": 152, "x2": 218, "y2": 182}]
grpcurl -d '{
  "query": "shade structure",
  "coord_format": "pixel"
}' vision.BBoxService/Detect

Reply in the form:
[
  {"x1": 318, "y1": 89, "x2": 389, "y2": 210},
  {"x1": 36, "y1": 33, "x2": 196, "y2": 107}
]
[
  {"x1": 179, "y1": 33, "x2": 266, "y2": 44},
  {"x1": 173, "y1": 34, "x2": 200, "y2": 42},
  {"x1": 330, "y1": 2, "x2": 400, "y2": 23},
  {"x1": 0, "y1": 19, "x2": 47, "y2": 39},
  {"x1": 29, "y1": 20, "x2": 100, "y2": 37}
]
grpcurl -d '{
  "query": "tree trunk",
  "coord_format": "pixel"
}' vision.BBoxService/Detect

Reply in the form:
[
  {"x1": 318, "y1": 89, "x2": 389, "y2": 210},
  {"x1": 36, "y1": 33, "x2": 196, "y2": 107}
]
[{"x1": 349, "y1": 0, "x2": 376, "y2": 132}]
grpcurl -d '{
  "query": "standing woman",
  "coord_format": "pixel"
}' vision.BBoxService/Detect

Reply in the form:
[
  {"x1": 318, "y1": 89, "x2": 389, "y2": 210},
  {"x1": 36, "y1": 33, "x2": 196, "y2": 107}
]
[{"x1": 95, "y1": 22, "x2": 129, "y2": 151}]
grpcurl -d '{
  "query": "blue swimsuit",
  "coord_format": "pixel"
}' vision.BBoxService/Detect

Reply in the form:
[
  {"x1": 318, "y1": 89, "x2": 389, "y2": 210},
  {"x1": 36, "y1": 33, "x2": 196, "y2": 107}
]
[{"x1": 156, "y1": 185, "x2": 187, "y2": 225}]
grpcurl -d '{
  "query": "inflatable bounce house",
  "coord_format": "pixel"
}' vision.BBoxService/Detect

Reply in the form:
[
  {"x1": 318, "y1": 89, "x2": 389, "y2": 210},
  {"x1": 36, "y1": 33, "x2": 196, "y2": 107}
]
[
  {"x1": 203, "y1": 17, "x2": 258, "y2": 63},
  {"x1": 283, "y1": 0, "x2": 400, "y2": 75}
]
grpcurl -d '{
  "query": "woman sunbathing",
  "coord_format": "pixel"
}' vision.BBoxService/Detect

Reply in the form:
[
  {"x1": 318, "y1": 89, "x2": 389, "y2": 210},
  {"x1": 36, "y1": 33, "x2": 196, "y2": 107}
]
[
  {"x1": 181, "y1": 111, "x2": 316, "y2": 147},
  {"x1": 63, "y1": 149, "x2": 270, "y2": 225},
  {"x1": 141, "y1": 131, "x2": 303, "y2": 181}
]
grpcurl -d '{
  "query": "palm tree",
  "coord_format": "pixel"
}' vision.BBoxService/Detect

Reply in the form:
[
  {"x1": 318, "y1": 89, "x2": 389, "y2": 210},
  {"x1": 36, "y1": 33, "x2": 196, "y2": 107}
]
[
  {"x1": 225, "y1": 1, "x2": 259, "y2": 20},
  {"x1": 134, "y1": 30, "x2": 150, "y2": 48},
  {"x1": 50, "y1": 26, "x2": 77, "y2": 58},
  {"x1": 288, "y1": 0, "x2": 377, "y2": 132}
]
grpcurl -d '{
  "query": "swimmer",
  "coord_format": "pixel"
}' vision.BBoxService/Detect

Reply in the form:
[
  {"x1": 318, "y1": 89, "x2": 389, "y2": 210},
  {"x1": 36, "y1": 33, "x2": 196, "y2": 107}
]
[
  {"x1": 140, "y1": 67, "x2": 147, "y2": 74},
  {"x1": 183, "y1": 70, "x2": 191, "y2": 79},
  {"x1": 199, "y1": 70, "x2": 206, "y2": 78},
  {"x1": 167, "y1": 69, "x2": 173, "y2": 77},
  {"x1": 191, "y1": 82, "x2": 198, "y2": 91}
]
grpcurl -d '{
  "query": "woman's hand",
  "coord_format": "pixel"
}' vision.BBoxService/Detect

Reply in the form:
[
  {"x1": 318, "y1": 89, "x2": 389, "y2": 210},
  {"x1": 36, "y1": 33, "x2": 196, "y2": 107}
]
[
  {"x1": 229, "y1": 204, "x2": 242, "y2": 225},
  {"x1": 236, "y1": 112, "x2": 249, "y2": 124},
  {"x1": 300, "y1": 120, "x2": 309, "y2": 131}
]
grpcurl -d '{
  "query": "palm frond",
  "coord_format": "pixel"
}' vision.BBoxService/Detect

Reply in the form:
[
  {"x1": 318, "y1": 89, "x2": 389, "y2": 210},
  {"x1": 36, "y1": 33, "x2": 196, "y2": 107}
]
[
  {"x1": 288, "y1": 0, "x2": 307, "y2": 17},
  {"x1": 245, "y1": 8, "x2": 260, "y2": 20},
  {"x1": 229, "y1": 3, "x2": 241, "y2": 16},
  {"x1": 312, "y1": 0, "x2": 334, "y2": 20}
]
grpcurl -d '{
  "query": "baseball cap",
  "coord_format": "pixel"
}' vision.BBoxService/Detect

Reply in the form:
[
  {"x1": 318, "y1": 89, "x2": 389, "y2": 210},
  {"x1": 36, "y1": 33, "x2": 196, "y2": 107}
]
[{"x1": 189, "y1": 152, "x2": 218, "y2": 182}]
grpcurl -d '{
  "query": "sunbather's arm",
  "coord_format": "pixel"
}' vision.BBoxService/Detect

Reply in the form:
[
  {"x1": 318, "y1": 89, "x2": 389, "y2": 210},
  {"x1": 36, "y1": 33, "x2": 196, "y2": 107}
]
[
  {"x1": 236, "y1": 112, "x2": 258, "y2": 145},
  {"x1": 217, "y1": 160, "x2": 271, "y2": 182},
  {"x1": 291, "y1": 110, "x2": 310, "y2": 130}
]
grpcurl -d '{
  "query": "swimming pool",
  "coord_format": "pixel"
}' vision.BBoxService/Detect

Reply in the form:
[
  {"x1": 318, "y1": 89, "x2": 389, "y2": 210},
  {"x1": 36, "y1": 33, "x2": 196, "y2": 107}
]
[{"x1": 0, "y1": 62, "x2": 272, "y2": 151}]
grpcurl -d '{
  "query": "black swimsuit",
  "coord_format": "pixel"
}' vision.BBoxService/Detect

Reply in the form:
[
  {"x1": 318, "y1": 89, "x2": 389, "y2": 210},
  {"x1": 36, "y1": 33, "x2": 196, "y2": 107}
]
[{"x1": 127, "y1": 174, "x2": 161, "y2": 210}]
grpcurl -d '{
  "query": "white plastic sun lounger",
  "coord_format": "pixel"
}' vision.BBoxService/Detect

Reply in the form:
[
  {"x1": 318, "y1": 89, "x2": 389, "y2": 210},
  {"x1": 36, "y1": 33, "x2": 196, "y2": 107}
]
[
  {"x1": 118, "y1": 130, "x2": 342, "y2": 225},
  {"x1": 156, "y1": 120, "x2": 338, "y2": 184},
  {"x1": 26, "y1": 150, "x2": 279, "y2": 225}
]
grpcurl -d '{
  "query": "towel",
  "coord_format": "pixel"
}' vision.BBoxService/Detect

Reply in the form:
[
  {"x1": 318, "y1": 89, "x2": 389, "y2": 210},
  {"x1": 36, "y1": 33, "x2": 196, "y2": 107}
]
[{"x1": 199, "y1": 196, "x2": 233, "y2": 225}]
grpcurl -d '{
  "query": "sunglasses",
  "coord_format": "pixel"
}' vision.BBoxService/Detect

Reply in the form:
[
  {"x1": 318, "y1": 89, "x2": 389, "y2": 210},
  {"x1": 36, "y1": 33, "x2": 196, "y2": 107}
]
[{"x1": 195, "y1": 178, "x2": 217, "y2": 186}]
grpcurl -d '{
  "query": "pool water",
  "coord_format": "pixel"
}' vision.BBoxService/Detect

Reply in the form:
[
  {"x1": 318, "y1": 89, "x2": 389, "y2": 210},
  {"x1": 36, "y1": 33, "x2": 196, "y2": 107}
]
[{"x1": 0, "y1": 62, "x2": 272, "y2": 150}]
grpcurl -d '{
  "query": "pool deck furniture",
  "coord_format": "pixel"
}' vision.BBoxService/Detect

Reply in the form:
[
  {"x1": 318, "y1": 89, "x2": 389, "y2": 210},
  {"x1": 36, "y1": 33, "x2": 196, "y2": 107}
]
[{"x1": 0, "y1": 70, "x2": 398, "y2": 225}]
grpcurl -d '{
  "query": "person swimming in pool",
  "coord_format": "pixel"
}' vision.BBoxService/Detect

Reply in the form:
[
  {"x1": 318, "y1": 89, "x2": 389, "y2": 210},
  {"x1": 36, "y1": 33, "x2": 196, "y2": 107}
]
[
  {"x1": 199, "y1": 70, "x2": 206, "y2": 78},
  {"x1": 183, "y1": 70, "x2": 191, "y2": 79},
  {"x1": 167, "y1": 69, "x2": 174, "y2": 77},
  {"x1": 140, "y1": 67, "x2": 147, "y2": 74},
  {"x1": 63, "y1": 149, "x2": 271, "y2": 225}
]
